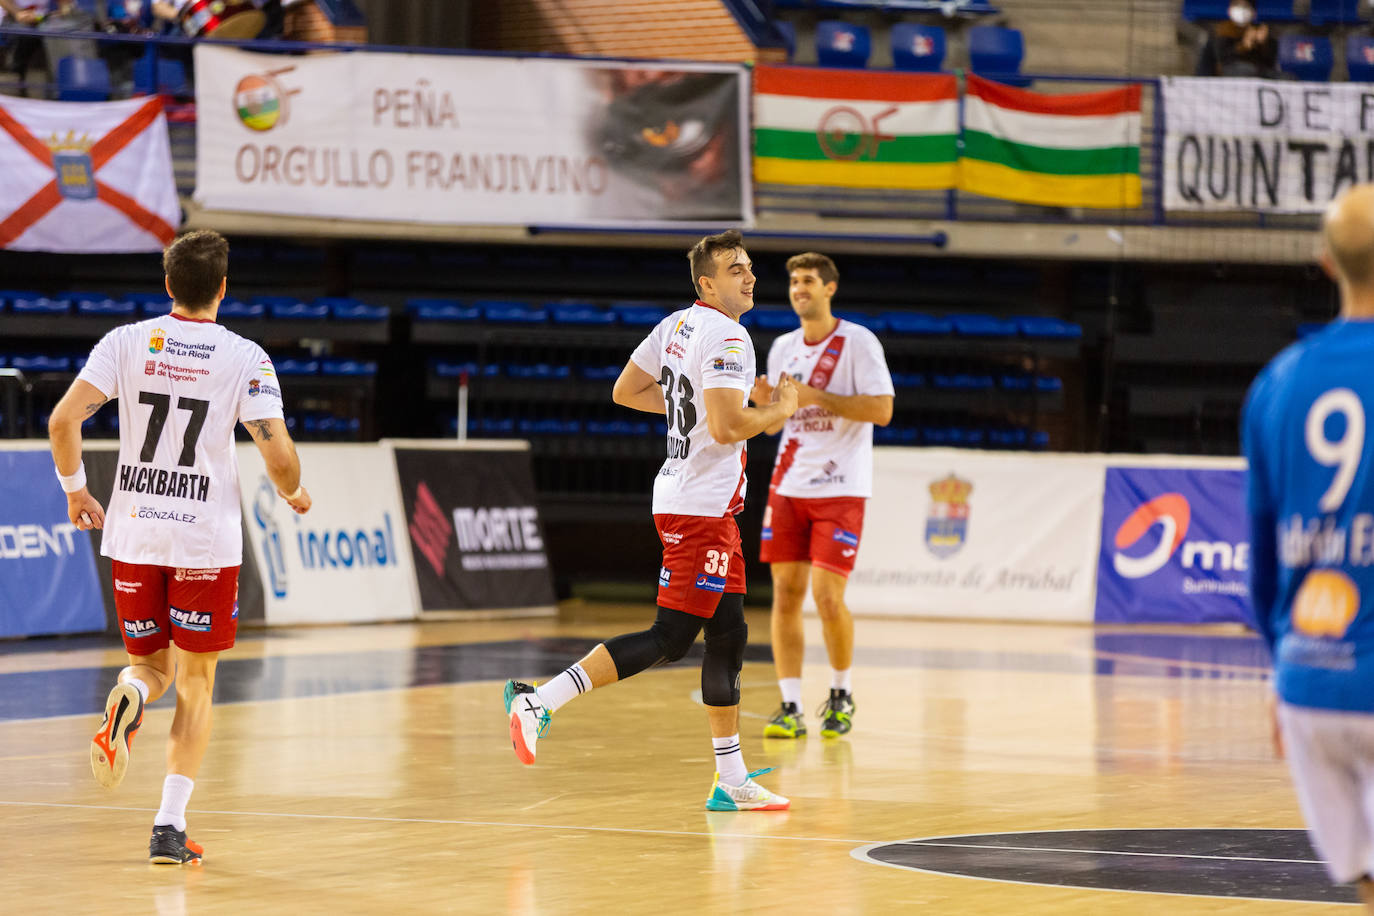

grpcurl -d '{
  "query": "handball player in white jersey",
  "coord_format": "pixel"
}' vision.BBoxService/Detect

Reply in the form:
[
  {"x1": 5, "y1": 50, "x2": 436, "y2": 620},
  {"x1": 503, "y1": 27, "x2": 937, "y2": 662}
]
[
  {"x1": 503, "y1": 229, "x2": 801, "y2": 811},
  {"x1": 48, "y1": 229, "x2": 312, "y2": 864},
  {"x1": 751, "y1": 252, "x2": 893, "y2": 740}
]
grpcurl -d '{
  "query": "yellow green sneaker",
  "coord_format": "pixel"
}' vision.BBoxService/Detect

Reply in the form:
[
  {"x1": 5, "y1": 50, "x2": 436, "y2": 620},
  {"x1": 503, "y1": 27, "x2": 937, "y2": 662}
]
[
  {"x1": 763, "y1": 702, "x2": 806, "y2": 738},
  {"x1": 818, "y1": 689, "x2": 855, "y2": 738}
]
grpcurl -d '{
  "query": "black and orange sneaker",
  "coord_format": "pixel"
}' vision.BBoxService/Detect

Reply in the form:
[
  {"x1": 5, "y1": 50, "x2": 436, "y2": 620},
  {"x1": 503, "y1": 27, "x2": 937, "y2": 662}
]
[
  {"x1": 149, "y1": 825, "x2": 203, "y2": 865},
  {"x1": 90, "y1": 682, "x2": 143, "y2": 788}
]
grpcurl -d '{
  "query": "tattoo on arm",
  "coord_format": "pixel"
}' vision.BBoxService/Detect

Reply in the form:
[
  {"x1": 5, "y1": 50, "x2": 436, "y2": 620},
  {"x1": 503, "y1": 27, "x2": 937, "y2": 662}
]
[
  {"x1": 245, "y1": 419, "x2": 274, "y2": 441},
  {"x1": 82, "y1": 398, "x2": 107, "y2": 419}
]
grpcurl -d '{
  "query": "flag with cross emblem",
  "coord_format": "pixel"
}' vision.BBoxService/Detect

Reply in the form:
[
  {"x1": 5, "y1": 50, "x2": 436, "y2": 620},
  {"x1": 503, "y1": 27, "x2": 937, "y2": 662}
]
[{"x1": 0, "y1": 96, "x2": 178, "y2": 252}]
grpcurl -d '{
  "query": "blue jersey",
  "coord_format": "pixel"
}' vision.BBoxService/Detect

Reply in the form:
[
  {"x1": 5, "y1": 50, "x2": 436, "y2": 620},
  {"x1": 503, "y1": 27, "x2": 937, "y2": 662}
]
[{"x1": 1244, "y1": 319, "x2": 1374, "y2": 713}]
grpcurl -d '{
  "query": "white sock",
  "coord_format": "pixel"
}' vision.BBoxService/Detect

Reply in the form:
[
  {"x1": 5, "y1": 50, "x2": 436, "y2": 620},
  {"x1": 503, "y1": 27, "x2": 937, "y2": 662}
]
[
  {"x1": 154, "y1": 774, "x2": 194, "y2": 832},
  {"x1": 536, "y1": 664, "x2": 591, "y2": 713},
  {"x1": 831, "y1": 669, "x2": 852, "y2": 693},
  {"x1": 713, "y1": 734, "x2": 748, "y2": 787},
  {"x1": 127, "y1": 678, "x2": 150, "y2": 704},
  {"x1": 778, "y1": 677, "x2": 803, "y2": 708}
]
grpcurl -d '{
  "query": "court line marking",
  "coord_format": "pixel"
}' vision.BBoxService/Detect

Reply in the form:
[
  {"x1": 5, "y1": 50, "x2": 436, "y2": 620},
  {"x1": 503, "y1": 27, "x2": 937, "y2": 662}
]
[
  {"x1": 850, "y1": 829, "x2": 1354, "y2": 908},
  {"x1": 0, "y1": 800, "x2": 875, "y2": 846},
  {"x1": 902, "y1": 840, "x2": 1321, "y2": 865}
]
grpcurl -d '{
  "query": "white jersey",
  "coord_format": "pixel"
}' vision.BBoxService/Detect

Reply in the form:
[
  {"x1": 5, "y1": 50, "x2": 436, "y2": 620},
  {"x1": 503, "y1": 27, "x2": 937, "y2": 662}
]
[
  {"x1": 767, "y1": 319, "x2": 894, "y2": 499},
  {"x1": 77, "y1": 314, "x2": 284, "y2": 567},
  {"x1": 630, "y1": 301, "x2": 756, "y2": 517}
]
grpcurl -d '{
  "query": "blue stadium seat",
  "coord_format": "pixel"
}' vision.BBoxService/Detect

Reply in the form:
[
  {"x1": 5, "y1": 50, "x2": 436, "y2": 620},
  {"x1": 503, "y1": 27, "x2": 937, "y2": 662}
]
[
  {"x1": 1181, "y1": 0, "x2": 1230, "y2": 20},
  {"x1": 815, "y1": 21, "x2": 871, "y2": 68},
  {"x1": 479, "y1": 301, "x2": 547, "y2": 324},
  {"x1": 882, "y1": 312, "x2": 953, "y2": 336},
  {"x1": 507, "y1": 363, "x2": 572, "y2": 380},
  {"x1": 775, "y1": 20, "x2": 796, "y2": 63},
  {"x1": 933, "y1": 373, "x2": 995, "y2": 391},
  {"x1": 11, "y1": 295, "x2": 70, "y2": 315},
  {"x1": 1279, "y1": 35, "x2": 1334, "y2": 81},
  {"x1": 746, "y1": 308, "x2": 797, "y2": 331},
  {"x1": 407, "y1": 299, "x2": 480, "y2": 322},
  {"x1": 123, "y1": 292, "x2": 172, "y2": 315},
  {"x1": 133, "y1": 53, "x2": 189, "y2": 96},
  {"x1": 75, "y1": 297, "x2": 136, "y2": 317},
  {"x1": 551, "y1": 303, "x2": 617, "y2": 326},
  {"x1": 890, "y1": 371, "x2": 926, "y2": 388},
  {"x1": 891, "y1": 23, "x2": 946, "y2": 72},
  {"x1": 0, "y1": 289, "x2": 41, "y2": 310},
  {"x1": 1348, "y1": 34, "x2": 1374, "y2": 80},
  {"x1": 835, "y1": 311, "x2": 887, "y2": 333},
  {"x1": 949, "y1": 313, "x2": 1019, "y2": 337},
  {"x1": 265, "y1": 300, "x2": 329, "y2": 320},
  {"x1": 11, "y1": 355, "x2": 72, "y2": 372},
  {"x1": 1310, "y1": 0, "x2": 1364, "y2": 25},
  {"x1": 274, "y1": 359, "x2": 320, "y2": 375},
  {"x1": 968, "y1": 26, "x2": 1030, "y2": 87},
  {"x1": 318, "y1": 297, "x2": 388, "y2": 321},
  {"x1": 321, "y1": 358, "x2": 377, "y2": 376},
  {"x1": 218, "y1": 299, "x2": 266, "y2": 319},
  {"x1": 580, "y1": 365, "x2": 622, "y2": 380},
  {"x1": 1255, "y1": 0, "x2": 1299, "y2": 22},
  {"x1": 57, "y1": 57, "x2": 111, "y2": 102},
  {"x1": 1015, "y1": 316, "x2": 1083, "y2": 340},
  {"x1": 611, "y1": 303, "x2": 665, "y2": 326}
]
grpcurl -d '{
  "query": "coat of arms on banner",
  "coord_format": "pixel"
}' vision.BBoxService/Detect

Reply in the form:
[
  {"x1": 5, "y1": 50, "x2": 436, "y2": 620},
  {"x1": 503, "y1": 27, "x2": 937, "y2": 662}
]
[{"x1": 925, "y1": 473, "x2": 972, "y2": 559}]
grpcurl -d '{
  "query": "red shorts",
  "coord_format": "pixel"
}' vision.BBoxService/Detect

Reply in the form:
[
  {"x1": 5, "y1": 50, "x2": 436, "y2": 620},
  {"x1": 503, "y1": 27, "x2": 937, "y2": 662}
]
[
  {"x1": 759, "y1": 494, "x2": 866, "y2": 576},
  {"x1": 111, "y1": 561, "x2": 240, "y2": 655},
  {"x1": 653, "y1": 513, "x2": 746, "y2": 618}
]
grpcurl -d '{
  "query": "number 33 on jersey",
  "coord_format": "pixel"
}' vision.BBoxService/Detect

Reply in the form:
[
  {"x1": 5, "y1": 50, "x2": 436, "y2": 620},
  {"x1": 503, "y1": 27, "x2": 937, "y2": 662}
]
[{"x1": 630, "y1": 301, "x2": 757, "y2": 518}]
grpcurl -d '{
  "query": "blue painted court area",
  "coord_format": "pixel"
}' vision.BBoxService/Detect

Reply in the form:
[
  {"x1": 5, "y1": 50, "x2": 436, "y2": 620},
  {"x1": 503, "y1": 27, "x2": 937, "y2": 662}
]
[{"x1": 0, "y1": 629, "x2": 1271, "y2": 723}]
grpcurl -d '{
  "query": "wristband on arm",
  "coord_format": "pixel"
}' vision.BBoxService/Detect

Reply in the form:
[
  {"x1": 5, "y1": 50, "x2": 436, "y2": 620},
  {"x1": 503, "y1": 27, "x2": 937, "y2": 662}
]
[{"x1": 56, "y1": 462, "x2": 87, "y2": 493}]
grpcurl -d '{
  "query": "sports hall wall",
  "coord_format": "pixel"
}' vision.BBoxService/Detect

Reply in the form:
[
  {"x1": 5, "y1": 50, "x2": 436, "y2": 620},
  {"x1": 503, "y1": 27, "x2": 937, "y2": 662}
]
[{"x1": 0, "y1": 0, "x2": 1347, "y2": 638}]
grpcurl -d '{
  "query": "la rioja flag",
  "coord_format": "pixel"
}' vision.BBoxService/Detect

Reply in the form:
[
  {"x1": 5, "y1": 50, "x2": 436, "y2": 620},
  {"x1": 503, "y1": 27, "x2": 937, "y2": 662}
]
[{"x1": 0, "y1": 96, "x2": 178, "y2": 252}]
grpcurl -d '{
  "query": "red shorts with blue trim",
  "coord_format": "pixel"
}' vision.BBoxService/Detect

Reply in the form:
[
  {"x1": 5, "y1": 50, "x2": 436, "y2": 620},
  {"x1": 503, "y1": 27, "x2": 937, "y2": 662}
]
[
  {"x1": 653, "y1": 513, "x2": 746, "y2": 618},
  {"x1": 759, "y1": 494, "x2": 866, "y2": 577},
  {"x1": 111, "y1": 561, "x2": 240, "y2": 655}
]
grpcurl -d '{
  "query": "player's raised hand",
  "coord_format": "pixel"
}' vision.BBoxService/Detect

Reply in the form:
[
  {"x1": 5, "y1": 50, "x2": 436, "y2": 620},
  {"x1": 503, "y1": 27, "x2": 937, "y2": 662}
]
[
  {"x1": 68, "y1": 490, "x2": 105, "y2": 530},
  {"x1": 775, "y1": 374, "x2": 800, "y2": 417},
  {"x1": 750, "y1": 374, "x2": 775, "y2": 406}
]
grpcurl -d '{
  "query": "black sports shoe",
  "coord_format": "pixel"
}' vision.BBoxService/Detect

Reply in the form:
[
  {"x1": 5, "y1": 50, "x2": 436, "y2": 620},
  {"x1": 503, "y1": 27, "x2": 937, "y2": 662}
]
[
  {"x1": 818, "y1": 689, "x2": 855, "y2": 738},
  {"x1": 149, "y1": 825, "x2": 203, "y2": 865}
]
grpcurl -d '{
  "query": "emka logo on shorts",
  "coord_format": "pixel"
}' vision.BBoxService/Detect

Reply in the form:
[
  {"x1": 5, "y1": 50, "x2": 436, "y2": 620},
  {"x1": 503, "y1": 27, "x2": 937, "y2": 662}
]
[
  {"x1": 695, "y1": 574, "x2": 726, "y2": 592},
  {"x1": 1112, "y1": 493, "x2": 1249, "y2": 580},
  {"x1": 925, "y1": 473, "x2": 972, "y2": 559},
  {"x1": 659, "y1": 566, "x2": 672, "y2": 587},
  {"x1": 123, "y1": 618, "x2": 160, "y2": 639},
  {"x1": 169, "y1": 606, "x2": 212, "y2": 632}
]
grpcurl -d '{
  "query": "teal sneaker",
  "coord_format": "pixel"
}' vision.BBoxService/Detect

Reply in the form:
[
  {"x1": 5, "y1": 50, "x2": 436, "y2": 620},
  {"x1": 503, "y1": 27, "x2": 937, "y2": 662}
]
[
  {"x1": 763, "y1": 702, "x2": 807, "y2": 739},
  {"x1": 504, "y1": 680, "x2": 550, "y2": 765},
  {"x1": 705, "y1": 768, "x2": 790, "y2": 811},
  {"x1": 818, "y1": 689, "x2": 855, "y2": 738}
]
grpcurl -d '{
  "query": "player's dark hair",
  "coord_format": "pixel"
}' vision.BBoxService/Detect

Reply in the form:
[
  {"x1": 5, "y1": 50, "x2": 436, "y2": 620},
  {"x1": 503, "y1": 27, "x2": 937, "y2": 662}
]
[
  {"x1": 163, "y1": 230, "x2": 229, "y2": 310},
  {"x1": 786, "y1": 251, "x2": 839, "y2": 287},
  {"x1": 688, "y1": 229, "x2": 745, "y2": 297}
]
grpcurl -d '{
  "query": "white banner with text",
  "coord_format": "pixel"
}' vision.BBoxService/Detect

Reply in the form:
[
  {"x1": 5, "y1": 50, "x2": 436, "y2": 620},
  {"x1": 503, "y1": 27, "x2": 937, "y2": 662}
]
[
  {"x1": 844, "y1": 449, "x2": 1105, "y2": 621},
  {"x1": 236, "y1": 443, "x2": 419, "y2": 625},
  {"x1": 1163, "y1": 76, "x2": 1374, "y2": 213},
  {"x1": 194, "y1": 46, "x2": 750, "y2": 228}
]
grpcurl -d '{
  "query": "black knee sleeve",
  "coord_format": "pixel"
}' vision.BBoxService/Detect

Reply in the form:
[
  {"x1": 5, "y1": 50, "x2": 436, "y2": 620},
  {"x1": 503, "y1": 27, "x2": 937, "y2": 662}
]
[
  {"x1": 604, "y1": 606, "x2": 703, "y2": 680},
  {"x1": 701, "y1": 593, "x2": 747, "y2": 707}
]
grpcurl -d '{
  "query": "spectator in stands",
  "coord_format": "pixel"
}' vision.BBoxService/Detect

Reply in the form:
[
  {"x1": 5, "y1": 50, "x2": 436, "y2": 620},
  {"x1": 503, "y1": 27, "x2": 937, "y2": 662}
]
[
  {"x1": 1196, "y1": 0, "x2": 1279, "y2": 78},
  {"x1": 1, "y1": 0, "x2": 98, "y2": 95}
]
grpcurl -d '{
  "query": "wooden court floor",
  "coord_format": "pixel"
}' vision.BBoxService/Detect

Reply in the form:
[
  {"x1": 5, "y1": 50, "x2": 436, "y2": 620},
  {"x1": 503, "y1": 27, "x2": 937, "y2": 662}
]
[{"x1": 0, "y1": 603, "x2": 1349, "y2": 914}]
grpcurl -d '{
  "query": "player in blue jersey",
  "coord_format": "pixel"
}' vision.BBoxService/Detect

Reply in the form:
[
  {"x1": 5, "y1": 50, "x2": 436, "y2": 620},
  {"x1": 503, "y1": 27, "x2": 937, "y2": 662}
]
[{"x1": 1245, "y1": 184, "x2": 1374, "y2": 911}]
